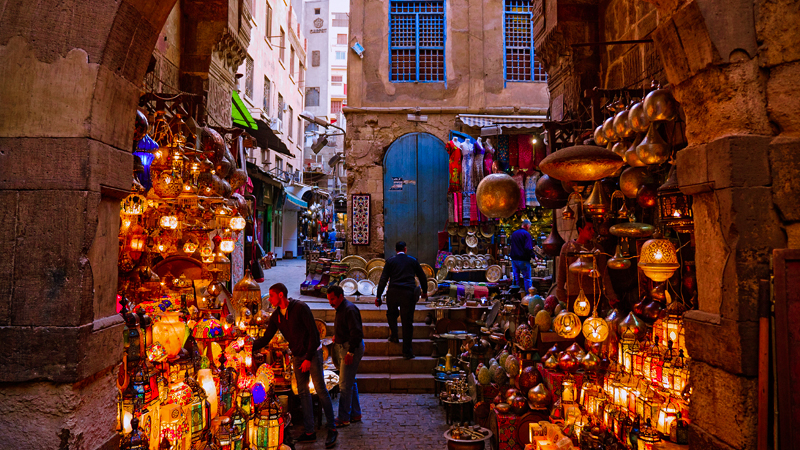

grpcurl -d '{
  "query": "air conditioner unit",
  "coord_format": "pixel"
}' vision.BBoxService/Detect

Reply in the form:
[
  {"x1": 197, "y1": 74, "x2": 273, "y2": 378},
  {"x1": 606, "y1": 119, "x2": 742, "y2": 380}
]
[{"x1": 269, "y1": 118, "x2": 282, "y2": 133}]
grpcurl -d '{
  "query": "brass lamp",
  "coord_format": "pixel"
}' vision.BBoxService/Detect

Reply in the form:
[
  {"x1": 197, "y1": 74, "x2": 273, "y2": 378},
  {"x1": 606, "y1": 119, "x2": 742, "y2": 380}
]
[
  {"x1": 574, "y1": 289, "x2": 591, "y2": 316},
  {"x1": 219, "y1": 230, "x2": 236, "y2": 253},
  {"x1": 233, "y1": 269, "x2": 262, "y2": 322},
  {"x1": 230, "y1": 214, "x2": 247, "y2": 231},
  {"x1": 251, "y1": 395, "x2": 285, "y2": 450},
  {"x1": 657, "y1": 164, "x2": 693, "y2": 232},
  {"x1": 584, "y1": 180, "x2": 610, "y2": 217},
  {"x1": 582, "y1": 315, "x2": 610, "y2": 343},
  {"x1": 553, "y1": 310, "x2": 582, "y2": 339},
  {"x1": 639, "y1": 239, "x2": 680, "y2": 282}
]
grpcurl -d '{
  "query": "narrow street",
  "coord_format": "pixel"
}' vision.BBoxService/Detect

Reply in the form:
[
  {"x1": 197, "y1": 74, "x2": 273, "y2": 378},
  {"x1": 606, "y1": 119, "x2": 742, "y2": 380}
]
[{"x1": 287, "y1": 394, "x2": 449, "y2": 450}]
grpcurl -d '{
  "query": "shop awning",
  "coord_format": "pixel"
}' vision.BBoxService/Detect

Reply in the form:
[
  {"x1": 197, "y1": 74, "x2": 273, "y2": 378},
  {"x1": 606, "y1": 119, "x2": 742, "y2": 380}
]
[
  {"x1": 284, "y1": 192, "x2": 308, "y2": 211},
  {"x1": 232, "y1": 91, "x2": 258, "y2": 129},
  {"x1": 254, "y1": 119, "x2": 292, "y2": 156},
  {"x1": 456, "y1": 114, "x2": 547, "y2": 129}
]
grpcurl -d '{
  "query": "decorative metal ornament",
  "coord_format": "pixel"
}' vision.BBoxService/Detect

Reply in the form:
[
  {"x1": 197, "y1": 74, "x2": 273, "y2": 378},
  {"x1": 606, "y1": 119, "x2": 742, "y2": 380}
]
[
  {"x1": 562, "y1": 204, "x2": 576, "y2": 220},
  {"x1": 594, "y1": 125, "x2": 608, "y2": 146},
  {"x1": 609, "y1": 221, "x2": 655, "y2": 238},
  {"x1": 603, "y1": 117, "x2": 619, "y2": 142},
  {"x1": 628, "y1": 101, "x2": 650, "y2": 132},
  {"x1": 636, "y1": 124, "x2": 671, "y2": 165},
  {"x1": 618, "y1": 311, "x2": 646, "y2": 340},
  {"x1": 658, "y1": 164, "x2": 694, "y2": 232},
  {"x1": 540, "y1": 145, "x2": 625, "y2": 182},
  {"x1": 644, "y1": 83, "x2": 678, "y2": 122},
  {"x1": 625, "y1": 135, "x2": 647, "y2": 167},
  {"x1": 619, "y1": 167, "x2": 655, "y2": 198},
  {"x1": 613, "y1": 109, "x2": 635, "y2": 139},
  {"x1": 639, "y1": 238, "x2": 680, "y2": 282},
  {"x1": 542, "y1": 211, "x2": 565, "y2": 256},
  {"x1": 607, "y1": 245, "x2": 632, "y2": 270},
  {"x1": 569, "y1": 256, "x2": 593, "y2": 275},
  {"x1": 584, "y1": 180, "x2": 611, "y2": 217},
  {"x1": 476, "y1": 173, "x2": 522, "y2": 219},
  {"x1": 553, "y1": 310, "x2": 582, "y2": 339},
  {"x1": 581, "y1": 350, "x2": 601, "y2": 371}
]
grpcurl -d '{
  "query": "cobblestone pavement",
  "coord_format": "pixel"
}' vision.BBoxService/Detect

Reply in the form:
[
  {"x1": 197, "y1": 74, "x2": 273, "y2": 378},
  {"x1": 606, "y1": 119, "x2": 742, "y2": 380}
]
[{"x1": 287, "y1": 393, "x2": 451, "y2": 450}]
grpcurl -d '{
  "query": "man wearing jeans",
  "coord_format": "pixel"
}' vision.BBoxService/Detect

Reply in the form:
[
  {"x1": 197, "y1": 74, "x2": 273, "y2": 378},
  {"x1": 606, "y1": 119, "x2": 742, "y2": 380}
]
[
  {"x1": 509, "y1": 219, "x2": 534, "y2": 292},
  {"x1": 327, "y1": 286, "x2": 364, "y2": 427},
  {"x1": 253, "y1": 283, "x2": 338, "y2": 448}
]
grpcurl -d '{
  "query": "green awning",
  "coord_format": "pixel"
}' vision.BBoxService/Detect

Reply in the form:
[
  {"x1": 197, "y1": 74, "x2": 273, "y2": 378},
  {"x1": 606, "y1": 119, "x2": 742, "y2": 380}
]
[{"x1": 232, "y1": 90, "x2": 257, "y2": 129}]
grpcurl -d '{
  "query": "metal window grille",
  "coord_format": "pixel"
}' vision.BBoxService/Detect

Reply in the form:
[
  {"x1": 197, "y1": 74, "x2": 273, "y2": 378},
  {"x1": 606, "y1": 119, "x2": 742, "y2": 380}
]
[
  {"x1": 337, "y1": 34, "x2": 347, "y2": 45},
  {"x1": 332, "y1": 13, "x2": 349, "y2": 27},
  {"x1": 312, "y1": 50, "x2": 320, "y2": 67},
  {"x1": 331, "y1": 75, "x2": 343, "y2": 83},
  {"x1": 245, "y1": 56, "x2": 254, "y2": 98},
  {"x1": 389, "y1": 0, "x2": 445, "y2": 82},
  {"x1": 504, "y1": 0, "x2": 547, "y2": 82},
  {"x1": 331, "y1": 100, "x2": 343, "y2": 114},
  {"x1": 277, "y1": 94, "x2": 284, "y2": 120}
]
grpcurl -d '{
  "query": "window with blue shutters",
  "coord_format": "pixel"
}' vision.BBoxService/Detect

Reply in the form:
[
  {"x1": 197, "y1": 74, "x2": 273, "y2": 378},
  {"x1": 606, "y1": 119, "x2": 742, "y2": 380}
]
[
  {"x1": 389, "y1": 0, "x2": 446, "y2": 82},
  {"x1": 504, "y1": 0, "x2": 547, "y2": 82}
]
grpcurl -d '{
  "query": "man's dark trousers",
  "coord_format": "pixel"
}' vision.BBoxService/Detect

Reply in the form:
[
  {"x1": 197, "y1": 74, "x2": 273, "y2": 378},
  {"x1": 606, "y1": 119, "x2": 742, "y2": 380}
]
[{"x1": 386, "y1": 286, "x2": 418, "y2": 357}]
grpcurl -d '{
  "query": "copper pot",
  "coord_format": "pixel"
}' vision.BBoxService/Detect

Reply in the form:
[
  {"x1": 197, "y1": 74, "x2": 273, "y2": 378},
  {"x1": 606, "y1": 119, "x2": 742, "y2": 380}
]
[{"x1": 476, "y1": 173, "x2": 521, "y2": 219}]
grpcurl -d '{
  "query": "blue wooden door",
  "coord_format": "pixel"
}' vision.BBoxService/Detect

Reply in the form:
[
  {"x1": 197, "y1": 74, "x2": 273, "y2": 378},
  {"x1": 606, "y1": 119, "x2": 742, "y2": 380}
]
[{"x1": 384, "y1": 133, "x2": 448, "y2": 265}]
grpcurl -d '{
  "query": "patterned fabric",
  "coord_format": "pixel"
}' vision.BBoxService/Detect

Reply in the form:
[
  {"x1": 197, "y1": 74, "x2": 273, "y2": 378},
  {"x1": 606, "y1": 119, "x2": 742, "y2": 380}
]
[
  {"x1": 508, "y1": 135, "x2": 519, "y2": 170},
  {"x1": 494, "y1": 410, "x2": 521, "y2": 450},
  {"x1": 517, "y1": 135, "x2": 535, "y2": 172},
  {"x1": 435, "y1": 250, "x2": 451, "y2": 269},
  {"x1": 496, "y1": 136, "x2": 510, "y2": 172},
  {"x1": 462, "y1": 192, "x2": 472, "y2": 222},
  {"x1": 483, "y1": 139, "x2": 495, "y2": 175},
  {"x1": 525, "y1": 172, "x2": 540, "y2": 206},
  {"x1": 446, "y1": 140, "x2": 462, "y2": 193},
  {"x1": 453, "y1": 192, "x2": 461, "y2": 223},
  {"x1": 448, "y1": 195, "x2": 454, "y2": 222},
  {"x1": 469, "y1": 194, "x2": 478, "y2": 225},
  {"x1": 460, "y1": 140, "x2": 474, "y2": 193},
  {"x1": 351, "y1": 194, "x2": 370, "y2": 245}
]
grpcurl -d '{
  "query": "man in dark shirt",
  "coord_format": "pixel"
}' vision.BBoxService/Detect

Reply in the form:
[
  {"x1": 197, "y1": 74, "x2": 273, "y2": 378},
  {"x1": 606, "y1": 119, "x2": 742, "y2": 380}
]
[
  {"x1": 327, "y1": 286, "x2": 364, "y2": 426},
  {"x1": 509, "y1": 219, "x2": 535, "y2": 292},
  {"x1": 375, "y1": 241, "x2": 428, "y2": 360},
  {"x1": 253, "y1": 283, "x2": 337, "y2": 448}
]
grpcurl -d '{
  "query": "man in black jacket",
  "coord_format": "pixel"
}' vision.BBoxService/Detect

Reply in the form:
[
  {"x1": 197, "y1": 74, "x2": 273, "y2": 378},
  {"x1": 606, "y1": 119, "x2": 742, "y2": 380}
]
[
  {"x1": 253, "y1": 283, "x2": 337, "y2": 448},
  {"x1": 327, "y1": 286, "x2": 364, "y2": 426},
  {"x1": 375, "y1": 241, "x2": 428, "y2": 360}
]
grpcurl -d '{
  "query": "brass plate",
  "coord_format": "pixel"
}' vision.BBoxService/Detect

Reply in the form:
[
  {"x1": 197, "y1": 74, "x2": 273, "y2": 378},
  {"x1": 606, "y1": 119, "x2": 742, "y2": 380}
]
[
  {"x1": 368, "y1": 266, "x2": 383, "y2": 285},
  {"x1": 346, "y1": 267, "x2": 367, "y2": 281},
  {"x1": 436, "y1": 266, "x2": 449, "y2": 282},
  {"x1": 315, "y1": 318, "x2": 327, "y2": 340},
  {"x1": 341, "y1": 255, "x2": 367, "y2": 270},
  {"x1": 486, "y1": 265, "x2": 503, "y2": 283},
  {"x1": 421, "y1": 263, "x2": 434, "y2": 278},
  {"x1": 366, "y1": 258, "x2": 385, "y2": 272}
]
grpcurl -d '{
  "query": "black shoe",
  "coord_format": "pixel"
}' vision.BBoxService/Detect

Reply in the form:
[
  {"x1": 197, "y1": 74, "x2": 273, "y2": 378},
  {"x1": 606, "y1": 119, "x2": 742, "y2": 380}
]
[
  {"x1": 296, "y1": 432, "x2": 317, "y2": 443},
  {"x1": 325, "y1": 428, "x2": 338, "y2": 448},
  {"x1": 387, "y1": 336, "x2": 399, "y2": 343},
  {"x1": 403, "y1": 354, "x2": 416, "y2": 360}
]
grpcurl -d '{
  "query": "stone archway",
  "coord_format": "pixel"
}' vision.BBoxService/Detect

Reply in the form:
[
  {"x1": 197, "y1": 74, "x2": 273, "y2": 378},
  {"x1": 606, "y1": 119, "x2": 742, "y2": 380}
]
[{"x1": 0, "y1": 2, "x2": 178, "y2": 448}]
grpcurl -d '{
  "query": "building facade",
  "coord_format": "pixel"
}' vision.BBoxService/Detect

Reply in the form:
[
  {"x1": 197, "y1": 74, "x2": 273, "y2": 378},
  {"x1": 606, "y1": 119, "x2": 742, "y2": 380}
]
[
  {"x1": 345, "y1": 0, "x2": 550, "y2": 263},
  {"x1": 302, "y1": 0, "x2": 350, "y2": 197},
  {"x1": 237, "y1": 0, "x2": 309, "y2": 259}
]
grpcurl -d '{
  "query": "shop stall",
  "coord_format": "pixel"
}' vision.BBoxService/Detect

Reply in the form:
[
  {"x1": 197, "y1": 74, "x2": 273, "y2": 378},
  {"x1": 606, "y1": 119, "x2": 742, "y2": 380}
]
[{"x1": 431, "y1": 85, "x2": 695, "y2": 450}]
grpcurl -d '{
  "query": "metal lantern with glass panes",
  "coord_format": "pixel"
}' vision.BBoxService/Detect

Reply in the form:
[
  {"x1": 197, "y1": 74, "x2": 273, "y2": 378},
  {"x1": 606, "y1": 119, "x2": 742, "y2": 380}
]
[
  {"x1": 251, "y1": 394, "x2": 285, "y2": 450},
  {"x1": 120, "y1": 417, "x2": 150, "y2": 450},
  {"x1": 663, "y1": 298, "x2": 687, "y2": 351},
  {"x1": 657, "y1": 164, "x2": 693, "y2": 232},
  {"x1": 618, "y1": 328, "x2": 636, "y2": 369},
  {"x1": 185, "y1": 372, "x2": 210, "y2": 443}
]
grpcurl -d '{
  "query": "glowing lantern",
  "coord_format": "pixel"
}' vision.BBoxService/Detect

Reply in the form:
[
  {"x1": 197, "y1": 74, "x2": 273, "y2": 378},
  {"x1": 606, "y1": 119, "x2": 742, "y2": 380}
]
[
  {"x1": 121, "y1": 193, "x2": 149, "y2": 216},
  {"x1": 230, "y1": 214, "x2": 247, "y2": 231},
  {"x1": 582, "y1": 315, "x2": 610, "y2": 343},
  {"x1": 159, "y1": 214, "x2": 179, "y2": 230},
  {"x1": 553, "y1": 310, "x2": 582, "y2": 339},
  {"x1": 219, "y1": 230, "x2": 236, "y2": 253},
  {"x1": 233, "y1": 269, "x2": 262, "y2": 313},
  {"x1": 159, "y1": 403, "x2": 188, "y2": 448},
  {"x1": 200, "y1": 241, "x2": 214, "y2": 258},
  {"x1": 210, "y1": 253, "x2": 232, "y2": 282},
  {"x1": 128, "y1": 224, "x2": 147, "y2": 252},
  {"x1": 215, "y1": 207, "x2": 232, "y2": 229},
  {"x1": 183, "y1": 234, "x2": 199, "y2": 254},
  {"x1": 251, "y1": 397, "x2": 285, "y2": 450},
  {"x1": 185, "y1": 373, "x2": 210, "y2": 443},
  {"x1": 573, "y1": 289, "x2": 591, "y2": 316},
  {"x1": 638, "y1": 239, "x2": 680, "y2": 282},
  {"x1": 197, "y1": 369, "x2": 219, "y2": 419},
  {"x1": 120, "y1": 417, "x2": 149, "y2": 450},
  {"x1": 562, "y1": 376, "x2": 577, "y2": 403},
  {"x1": 152, "y1": 311, "x2": 186, "y2": 358}
]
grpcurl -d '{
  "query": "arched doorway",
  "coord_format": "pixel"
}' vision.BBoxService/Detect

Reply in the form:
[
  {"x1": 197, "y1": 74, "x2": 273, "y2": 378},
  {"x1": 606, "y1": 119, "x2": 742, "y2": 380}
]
[{"x1": 383, "y1": 132, "x2": 448, "y2": 265}]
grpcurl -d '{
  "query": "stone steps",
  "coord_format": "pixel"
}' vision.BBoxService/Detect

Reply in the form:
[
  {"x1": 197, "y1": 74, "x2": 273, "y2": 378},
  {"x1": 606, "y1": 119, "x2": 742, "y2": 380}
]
[
  {"x1": 363, "y1": 338, "x2": 434, "y2": 357},
  {"x1": 326, "y1": 322, "x2": 432, "y2": 340},
  {"x1": 358, "y1": 356, "x2": 438, "y2": 374},
  {"x1": 355, "y1": 373, "x2": 435, "y2": 394}
]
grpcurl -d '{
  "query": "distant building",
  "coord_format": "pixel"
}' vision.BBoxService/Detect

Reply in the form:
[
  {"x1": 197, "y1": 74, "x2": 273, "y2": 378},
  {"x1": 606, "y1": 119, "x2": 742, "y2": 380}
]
[
  {"x1": 302, "y1": 0, "x2": 349, "y2": 198},
  {"x1": 345, "y1": 0, "x2": 550, "y2": 264}
]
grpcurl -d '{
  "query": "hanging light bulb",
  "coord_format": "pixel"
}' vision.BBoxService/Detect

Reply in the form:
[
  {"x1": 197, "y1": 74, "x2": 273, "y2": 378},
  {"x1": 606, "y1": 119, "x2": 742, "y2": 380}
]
[
  {"x1": 574, "y1": 289, "x2": 591, "y2": 316},
  {"x1": 230, "y1": 214, "x2": 246, "y2": 231},
  {"x1": 553, "y1": 310, "x2": 582, "y2": 339}
]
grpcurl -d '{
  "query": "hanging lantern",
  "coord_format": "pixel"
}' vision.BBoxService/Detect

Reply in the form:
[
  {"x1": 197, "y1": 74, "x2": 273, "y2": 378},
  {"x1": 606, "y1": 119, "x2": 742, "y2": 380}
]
[
  {"x1": 582, "y1": 316, "x2": 610, "y2": 343},
  {"x1": 183, "y1": 234, "x2": 199, "y2": 254},
  {"x1": 121, "y1": 193, "x2": 149, "y2": 216},
  {"x1": 639, "y1": 239, "x2": 680, "y2": 282},
  {"x1": 542, "y1": 211, "x2": 565, "y2": 256},
  {"x1": 216, "y1": 206, "x2": 232, "y2": 229},
  {"x1": 636, "y1": 123, "x2": 671, "y2": 165},
  {"x1": 553, "y1": 310, "x2": 582, "y2": 339},
  {"x1": 561, "y1": 204, "x2": 576, "y2": 220},
  {"x1": 128, "y1": 224, "x2": 147, "y2": 252},
  {"x1": 210, "y1": 253, "x2": 232, "y2": 282},
  {"x1": 185, "y1": 373, "x2": 210, "y2": 443},
  {"x1": 199, "y1": 241, "x2": 214, "y2": 259},
  {"x1": 230, "y1": 214, "x2": 247, "y2": 231},
  {"x1": 663, "y1": 298, "x2": 687, "y2": 345},
  {"x1": 657, "y1": 164, "x2": 694, "y2": 232},
  {"x1": 574, "y1": 289, "x2": 591, "y2": 316},
  {"x1": 159, "y1": 214, "x2": 179, "y2": 230},
  {"x1": 153, "y1": 171, "x2": 183, "y2": 198},
  {"x1": 569, "y1": 256, "x2": 593, "y2": 275},
  {"x1": 476, "y1": 173, "x2": 522, "y2": 219},
  {"x1": 219, "y1": 230, "x2": 236, "y2": 253}
]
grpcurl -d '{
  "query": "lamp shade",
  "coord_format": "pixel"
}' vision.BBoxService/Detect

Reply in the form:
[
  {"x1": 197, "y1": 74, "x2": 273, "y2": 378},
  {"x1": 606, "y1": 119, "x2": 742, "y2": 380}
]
[{"x1": 639, "y1": 239, "x2": 680, "y2": 282}]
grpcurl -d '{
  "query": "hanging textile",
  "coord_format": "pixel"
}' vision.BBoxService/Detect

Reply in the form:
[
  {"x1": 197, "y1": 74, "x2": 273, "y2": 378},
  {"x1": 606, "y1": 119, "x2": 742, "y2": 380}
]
[
  {"x1": 462, "y1": 192, "x2": 472, "y2": 222},
  {"x1": 483, "y1": 139, "x2": 495, "y2": 175},
  {"x1": 513, "y1": 173, "x2": 526, "y2": 210},
  {"x1": 496, "y1": 136, "x2": 510, "y2": 172},
  {"x1": 448, "y1": 194, "x2": 455, "y2": 223},
  {"x1": 509, "y1": 135, "x2": 519, "y2": 170},
  {"x1": 469, "y1": 194, "x2": 478, "y2": 225},
  {"x1": 525, "y1": 172, "x2": 540, "y2": 207},
  {"x1": 474, "y1": 138, "x2": 485, "y2": 185},
  {"x1": 446, "y1": 140, "x2": 462, "y2": 193},
  {"x1": 460, "y1": 139, "x2": 475, "y2": 193},
  {"x1": 517, "y1": 135, "x2": 535, "y2": 172}
]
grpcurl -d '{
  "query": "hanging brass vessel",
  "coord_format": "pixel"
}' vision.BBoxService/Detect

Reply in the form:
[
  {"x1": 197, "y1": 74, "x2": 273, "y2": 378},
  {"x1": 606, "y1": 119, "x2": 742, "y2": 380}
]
[
  {"x1": 614, "y1": 109, "x2": 635, "y2": 139},
  {"x1": 607, "y1": 245, "x2": 632, "y2": 270},
  {"x1": 594, "y1": 125, "x2": 608, "y2": 146},
  {"x1": 625, "y1": 134, "x2": 646, "y2": 167},
  {"x1": 584, "y1": 180, "x2": 611, "y2": 217},
  {"x1": 628, "y1": 101, "x2": 650, "y2": 132},
  {"x1": 539, "y1": 145, "x2": 624, "y2": 182},
  {"x1": 644, "y1": 83, "x2": 678, "y2": 122},
  {"x1": 636, "y1": 123, "x2": 671, "y2": 165},
  {"x1": 603, "y1": 117, "x2": 619, "y2": 142}
]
